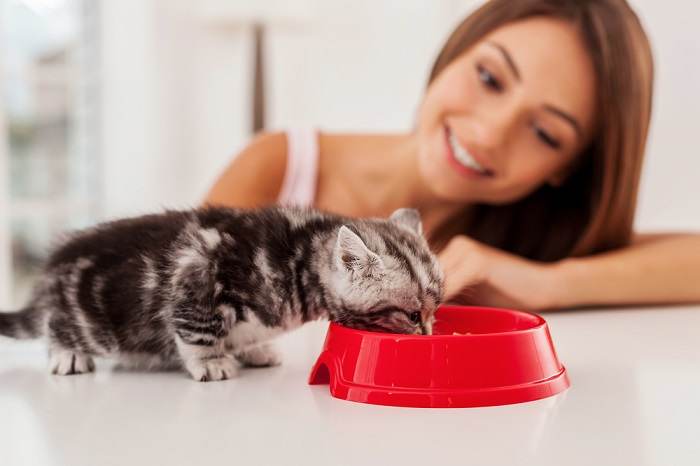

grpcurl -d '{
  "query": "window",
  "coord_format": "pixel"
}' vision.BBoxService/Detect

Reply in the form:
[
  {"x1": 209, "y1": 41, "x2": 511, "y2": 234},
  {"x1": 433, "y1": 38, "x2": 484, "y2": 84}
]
[{"x1": 1, "y1": 0, "x2": 100, "y2": 307}]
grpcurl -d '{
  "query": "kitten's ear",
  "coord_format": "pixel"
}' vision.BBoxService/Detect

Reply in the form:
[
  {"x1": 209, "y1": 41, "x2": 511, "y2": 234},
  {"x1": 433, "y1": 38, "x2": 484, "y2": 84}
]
[
  {"x1": 389, "y1": 208, "x2": 423, "y2": 236},
  {"x1": 335, "y1": 226, "x2": 383, "y2": 273}
]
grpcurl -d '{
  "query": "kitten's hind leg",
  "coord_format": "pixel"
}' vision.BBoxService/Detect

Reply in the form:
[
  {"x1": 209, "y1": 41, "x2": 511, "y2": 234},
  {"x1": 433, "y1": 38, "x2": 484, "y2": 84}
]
[
  {"x1": 235, "y1": 342, "x2": 282, "y2": 368},
  {"x1": 176, "y1": 340, "x2": 238, "y2": 382},
  {"x1": 49, "y1": 344, "x2": 95, "y2": 376},
  {"x1": 173, "y1": 310, "x2": 239, "y2": 381},
  {"x1": 170, "y1": 252, "x2": 238, "y2": 382}
]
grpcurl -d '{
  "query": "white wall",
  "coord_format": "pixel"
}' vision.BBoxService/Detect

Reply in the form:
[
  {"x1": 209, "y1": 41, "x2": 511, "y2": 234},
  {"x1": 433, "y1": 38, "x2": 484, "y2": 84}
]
[
  {"x1": 0, "y1": 8, "x2": 11, "y2": 309},
  {"x1": 97, "y1": 0, "x2": 700, "y2": 231},
  {"x1": 0, "y1": 94, "x2": 11, "y2": 310},
  {"x1": 99, "y1": 0, "x2": 252, "y2": 219},
  {"x1": 266, "y1": 0, "x2": 459, "y2": 131},
  {"x1": 629, "y1": 0, "x2": 700, "y2": 230}
]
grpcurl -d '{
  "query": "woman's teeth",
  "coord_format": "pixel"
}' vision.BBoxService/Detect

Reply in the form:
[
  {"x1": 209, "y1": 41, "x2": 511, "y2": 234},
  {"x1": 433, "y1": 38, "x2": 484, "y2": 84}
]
[{"x1": 447, "y1": 128, "x2": 489, "y2": 175}]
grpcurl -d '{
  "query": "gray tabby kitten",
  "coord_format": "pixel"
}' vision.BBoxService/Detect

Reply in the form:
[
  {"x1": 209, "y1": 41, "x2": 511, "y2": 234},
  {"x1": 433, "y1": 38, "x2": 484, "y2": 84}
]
[{"x1": 0, "y1": 206, "x2": 443, "y2": 382}]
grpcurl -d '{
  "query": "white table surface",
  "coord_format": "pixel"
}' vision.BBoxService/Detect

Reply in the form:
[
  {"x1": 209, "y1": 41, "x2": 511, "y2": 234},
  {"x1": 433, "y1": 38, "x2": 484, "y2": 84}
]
[{"x1": 1, "y1": 304, "x2": 699, "y2": 466}]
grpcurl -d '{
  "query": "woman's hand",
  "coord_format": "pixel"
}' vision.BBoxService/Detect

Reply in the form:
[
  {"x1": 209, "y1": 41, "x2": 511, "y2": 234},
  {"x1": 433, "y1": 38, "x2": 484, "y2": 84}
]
[{"x1": 437, "y1": 235, "x2": 562, "y2": 312}]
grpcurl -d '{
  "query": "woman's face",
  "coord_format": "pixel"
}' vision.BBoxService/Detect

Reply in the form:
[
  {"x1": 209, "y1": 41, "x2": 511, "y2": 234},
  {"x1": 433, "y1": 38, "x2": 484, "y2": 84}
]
[{"x1": 416, "y1": 17, "x2": 597, "y2": 204}]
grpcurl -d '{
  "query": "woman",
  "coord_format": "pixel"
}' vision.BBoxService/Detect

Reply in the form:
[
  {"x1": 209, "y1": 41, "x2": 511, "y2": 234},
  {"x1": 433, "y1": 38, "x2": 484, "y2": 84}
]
[{"x1": 204, "y1": 0, "x2": 700, "y2": 311}]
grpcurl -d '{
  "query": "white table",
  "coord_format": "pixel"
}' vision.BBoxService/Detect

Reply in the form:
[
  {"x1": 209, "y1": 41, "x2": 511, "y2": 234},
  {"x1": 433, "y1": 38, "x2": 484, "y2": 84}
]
[{"x1": 1, "y1": 304, "x2": 699, "y2": 466}]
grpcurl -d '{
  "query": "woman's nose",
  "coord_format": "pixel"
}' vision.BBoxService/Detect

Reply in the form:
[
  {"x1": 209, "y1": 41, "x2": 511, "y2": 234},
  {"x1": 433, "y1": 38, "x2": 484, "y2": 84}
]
[
  {"x1": 454, "y1": 105, "x2": 518, "y2": 167},
  {"x1": 470, "y1": 110, "x2": 515, "y2": 153}
]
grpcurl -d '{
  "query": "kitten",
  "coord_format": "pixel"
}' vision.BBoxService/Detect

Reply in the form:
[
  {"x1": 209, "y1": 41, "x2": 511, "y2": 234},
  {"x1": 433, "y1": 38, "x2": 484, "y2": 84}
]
[{"x1": 0, "y1": 206, "x2": 443, "y2": 381}]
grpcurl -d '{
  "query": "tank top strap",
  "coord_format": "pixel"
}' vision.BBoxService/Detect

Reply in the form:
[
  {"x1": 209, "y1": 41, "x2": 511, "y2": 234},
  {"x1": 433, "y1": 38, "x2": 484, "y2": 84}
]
[{"x1": 277, "y1": 128, "x2": 320, "y2": 207}]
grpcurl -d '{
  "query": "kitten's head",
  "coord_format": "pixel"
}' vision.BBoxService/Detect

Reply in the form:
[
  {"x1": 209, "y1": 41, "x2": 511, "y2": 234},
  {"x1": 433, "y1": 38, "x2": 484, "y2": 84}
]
[{"x1": 328, "y1": 208, "x2": 444, "y2": 335}]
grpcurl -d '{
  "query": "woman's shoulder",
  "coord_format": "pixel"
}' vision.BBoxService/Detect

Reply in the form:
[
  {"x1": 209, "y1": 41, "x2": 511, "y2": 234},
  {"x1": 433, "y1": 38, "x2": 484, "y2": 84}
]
[
  {"x1": 203, "y1": 131, "x2": 288, "y2": 208},
  {"x1": 231, "y1": 130, "x2": 288, "y2": 189},
  {"x1": 203, "y1": 129, "x2": 410, "y2": 208}
]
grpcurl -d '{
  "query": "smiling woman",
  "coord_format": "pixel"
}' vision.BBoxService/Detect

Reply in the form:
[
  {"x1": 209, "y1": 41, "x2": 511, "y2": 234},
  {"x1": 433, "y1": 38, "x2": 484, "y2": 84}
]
[
  {"x1": 420, "y1": 1, "x2": 652, "y2": 261},
  {"x1": 205, "y1": 0, "x2": 700, "y2": 311}
]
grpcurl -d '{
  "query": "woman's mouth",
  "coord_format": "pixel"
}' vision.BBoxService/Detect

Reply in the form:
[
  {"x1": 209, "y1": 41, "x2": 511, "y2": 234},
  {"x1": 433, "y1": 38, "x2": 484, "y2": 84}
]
[{"x1": 444, "y1": 125, "x2": 495, "y2": 178}]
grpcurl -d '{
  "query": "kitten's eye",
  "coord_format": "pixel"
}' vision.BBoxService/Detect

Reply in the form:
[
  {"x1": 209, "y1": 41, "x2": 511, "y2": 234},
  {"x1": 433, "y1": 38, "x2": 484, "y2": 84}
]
[{"x1": 409, "y1": 311, "x2": 421, "y2": 324}]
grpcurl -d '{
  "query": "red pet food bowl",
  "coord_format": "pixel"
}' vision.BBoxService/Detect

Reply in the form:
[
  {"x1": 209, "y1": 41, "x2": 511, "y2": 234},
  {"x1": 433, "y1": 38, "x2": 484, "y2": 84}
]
[{"x1": 309, "y1": 305, "x2": 569, "y2": 408}]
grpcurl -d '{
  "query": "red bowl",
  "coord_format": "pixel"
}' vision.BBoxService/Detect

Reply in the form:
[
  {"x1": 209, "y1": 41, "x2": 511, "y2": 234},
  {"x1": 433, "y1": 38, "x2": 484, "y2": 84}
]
[{"x1": 308, "y1": 305, "x2": 569, "y2": 408}]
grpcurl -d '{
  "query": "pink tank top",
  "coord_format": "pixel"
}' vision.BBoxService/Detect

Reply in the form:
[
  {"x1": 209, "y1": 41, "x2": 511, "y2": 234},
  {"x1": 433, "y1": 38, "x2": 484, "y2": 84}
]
[{"x1": 277, "y1": 128, "x2": 320, "y2": 207}]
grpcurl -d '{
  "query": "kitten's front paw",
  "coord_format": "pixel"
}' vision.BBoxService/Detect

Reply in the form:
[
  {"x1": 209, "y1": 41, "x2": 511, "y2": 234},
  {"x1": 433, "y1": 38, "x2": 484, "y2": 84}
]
[
  {"x1": 49, "y1": 350, "x2": 95, "y2": 376},
  {"x1": 235, "y1": 343, "x2": 282, "y2": 367},
  {"x1": 186, "y1": 355, "x2": 238, "y2": 382}
]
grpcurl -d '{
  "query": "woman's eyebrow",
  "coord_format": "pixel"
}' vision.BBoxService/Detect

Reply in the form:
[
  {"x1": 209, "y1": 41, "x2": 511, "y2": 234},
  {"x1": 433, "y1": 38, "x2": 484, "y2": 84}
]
[
  {"x1": 486, "y1": 41, "x2": 521, "y2": 81},
  {"x1": 543, "y1": 105, "x2": 583, "y2": 139},
  {"x1": 487, "y1": 41, "x2": 583, "y2": 140}
]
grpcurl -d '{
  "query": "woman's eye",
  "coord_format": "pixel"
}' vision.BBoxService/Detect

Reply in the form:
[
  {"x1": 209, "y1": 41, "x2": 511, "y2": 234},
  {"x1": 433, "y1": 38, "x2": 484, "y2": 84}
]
[
  {"x1": 533, "y1": 125, "x2": 561, "y2": 150},
  {"x1": 409, "y1": 311, "x2": 421, "y2": 324},
  {"x1": 476, "y1": 64, "x2": 502, "y2": 91}
]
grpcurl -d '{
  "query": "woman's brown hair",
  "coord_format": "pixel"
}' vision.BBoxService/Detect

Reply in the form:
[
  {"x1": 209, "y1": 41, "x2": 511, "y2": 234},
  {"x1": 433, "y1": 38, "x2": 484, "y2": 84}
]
[{"x1": 428, "y1": 0, "x2": 654, "y2": 261}]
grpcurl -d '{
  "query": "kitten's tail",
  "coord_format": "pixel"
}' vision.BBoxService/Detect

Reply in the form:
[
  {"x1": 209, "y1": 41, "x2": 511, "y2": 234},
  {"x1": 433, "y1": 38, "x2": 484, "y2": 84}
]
[{"x1": 0, "y1": 305, "x2": 45, "y2": 340}]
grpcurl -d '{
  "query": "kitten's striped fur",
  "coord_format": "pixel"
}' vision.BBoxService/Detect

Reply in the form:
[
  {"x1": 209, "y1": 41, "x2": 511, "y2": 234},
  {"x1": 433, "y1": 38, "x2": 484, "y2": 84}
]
[{"x1": 0, "y1": 206, "x2": 443, "y2": 381}]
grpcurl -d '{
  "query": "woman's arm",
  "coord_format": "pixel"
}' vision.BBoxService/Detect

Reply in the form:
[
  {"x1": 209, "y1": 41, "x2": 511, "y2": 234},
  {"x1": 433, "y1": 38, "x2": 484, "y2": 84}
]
[
  {"x1": 550, "y1": 232, "x2": 700, "y2": 308},
  {"x1": 438, "y1": 232, "x2": 700, "y2": 311},
  {"x1": 203, "y1": 132, "x2": 287, "y2": 208}
]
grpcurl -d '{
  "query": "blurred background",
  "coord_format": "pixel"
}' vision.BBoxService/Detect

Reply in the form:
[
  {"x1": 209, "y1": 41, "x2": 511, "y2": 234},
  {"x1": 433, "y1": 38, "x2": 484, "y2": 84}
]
[{"x1": 1, "y1": 0, "x2": 699, "y2": 308}]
